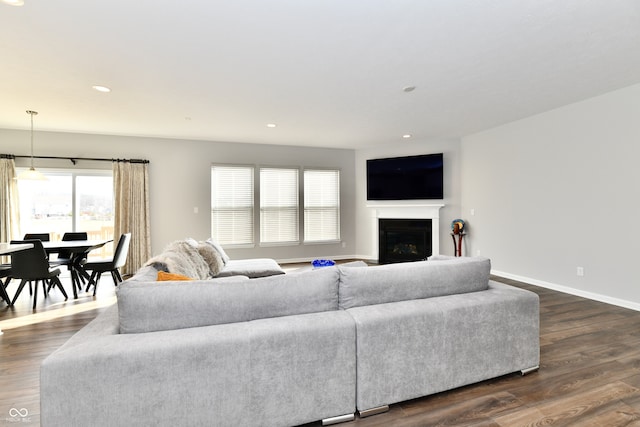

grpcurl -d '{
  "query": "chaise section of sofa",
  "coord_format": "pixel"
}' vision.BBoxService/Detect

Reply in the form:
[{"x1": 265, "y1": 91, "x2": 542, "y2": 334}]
[
  {"x1": 40, "y1": 268, "x2": 356, "y2": 427},
  {"x1": 339, "y1": 257, "x2": 540, "y2": 415},
  {"x1": 139, "y1": 238, "x2": 286, "y2": 280}
]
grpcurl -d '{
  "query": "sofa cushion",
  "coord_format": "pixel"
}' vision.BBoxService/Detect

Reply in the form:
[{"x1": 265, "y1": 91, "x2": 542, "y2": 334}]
[
  {"x1": 217, "y1": 258, "x2": 285, "y2": 278},
  {"x1": 338, "y1": 257, "x2": 491, "y2": 309},
  {"x1": 117, "y1": 267, "x2": 340, "y2": 334},
  {"x1": 206, "y1": 238, "x2": 230, "y2": 264}
]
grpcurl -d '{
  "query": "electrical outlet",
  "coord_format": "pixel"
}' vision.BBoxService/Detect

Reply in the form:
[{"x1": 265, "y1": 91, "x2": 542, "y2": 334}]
[
  {"x1": 476, "y1": 249, "x2": 481, "y2": 256},
  {"x1": 577, "y1": 267, "x2": 584, "y2": 277},
  {"x1": 470, "y1": 208, "x2": 475, "y2": 216}
]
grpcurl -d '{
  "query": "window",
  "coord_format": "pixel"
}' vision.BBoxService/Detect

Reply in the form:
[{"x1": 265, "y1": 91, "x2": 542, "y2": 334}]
[
  {"x1": 260, "y1": 168, "x2": 299, "y2": 245},
  {"x1": 16, "y1": 169, "x2": 114, "y2": 257},
  {"x1": 304, "y1": 169, "x2": 340, "y2": 242},
  {"x1": 211, "y1": 165, "x2": 254, "y2": 246},
  {"x1": 211, "y1": 164, "x2": 341, "y2": 247}
]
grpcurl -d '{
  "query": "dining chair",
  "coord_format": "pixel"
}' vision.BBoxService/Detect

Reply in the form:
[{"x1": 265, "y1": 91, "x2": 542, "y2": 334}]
[
  {"x1": 18, "y1": 233, "x2": 52, "y2": 296},
  {"x1": 84, "y1": 233, "x2": 131, "y2": 296},
  {"x1": 0, "y1": 265, "x2": 11, "y2": 305},
  {"x1": 23, "y1": 233, "x2": 50, "y2": 241},
  {"x1": 55, "y1": 232, "x2": 88, "y2": 263},
  {"x1": 50, "y1": 231, "x2": 88, "y2": 271},
  {"x1": 8, "y1": 240, "x2": 67, "y2": 309},
  {"x1": 48, "y1": 232, "x2": 90, "y2": 296}
]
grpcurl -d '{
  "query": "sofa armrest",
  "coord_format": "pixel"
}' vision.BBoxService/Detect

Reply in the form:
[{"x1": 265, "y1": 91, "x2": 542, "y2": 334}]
[
  {"x1": 47, "y1": 304, "x2": 119, "y2": 352},
  {"x1": 41, "y1": 321, "x2": 252, "y2": 427}
]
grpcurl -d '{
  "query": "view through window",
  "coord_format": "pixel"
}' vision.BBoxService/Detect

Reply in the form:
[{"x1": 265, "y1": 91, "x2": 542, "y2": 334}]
[{"x1": 16, "y1": 169, "x2": 115, "y2": 258}]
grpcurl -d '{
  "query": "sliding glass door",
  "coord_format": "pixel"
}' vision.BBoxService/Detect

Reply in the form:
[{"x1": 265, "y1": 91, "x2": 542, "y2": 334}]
[{"x1": 16, "y1": 169, "x2": 114, "y2": 257}]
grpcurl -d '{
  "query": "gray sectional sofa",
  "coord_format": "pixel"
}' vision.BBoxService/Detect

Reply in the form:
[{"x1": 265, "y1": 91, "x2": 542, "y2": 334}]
[{"x1": 40, "y1": 256, "x2": 539, "y2": 427}]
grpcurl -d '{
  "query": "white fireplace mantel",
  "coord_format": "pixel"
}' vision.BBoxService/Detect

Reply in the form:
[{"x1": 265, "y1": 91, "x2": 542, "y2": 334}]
[{"x1": 367, "y1": 203, "x2": 445, "y2": 261}]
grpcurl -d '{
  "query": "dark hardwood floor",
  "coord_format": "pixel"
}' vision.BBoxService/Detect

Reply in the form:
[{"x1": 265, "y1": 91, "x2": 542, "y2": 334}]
[
  {"x1": 3, "y1": 272, "x2": 640, "y2": 426},
  {"x1": 0, "y1": 273, "x2": 117, "y2": 425}
]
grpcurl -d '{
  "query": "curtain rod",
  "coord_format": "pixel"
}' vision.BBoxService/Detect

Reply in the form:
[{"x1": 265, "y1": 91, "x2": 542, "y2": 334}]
[{"x1": 8, "y1": 154, "x2": 149, "y2": 165}]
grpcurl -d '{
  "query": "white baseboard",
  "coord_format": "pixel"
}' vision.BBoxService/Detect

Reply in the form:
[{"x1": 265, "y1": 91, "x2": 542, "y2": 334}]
[{"x1": 492, "y1": 270, "x2": 640, "y2": 312}]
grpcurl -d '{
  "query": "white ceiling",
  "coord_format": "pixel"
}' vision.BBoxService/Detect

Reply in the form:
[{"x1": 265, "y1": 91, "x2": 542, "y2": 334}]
[{"x1": 1, "y1": 0, "x2": 639, "y2": 149}]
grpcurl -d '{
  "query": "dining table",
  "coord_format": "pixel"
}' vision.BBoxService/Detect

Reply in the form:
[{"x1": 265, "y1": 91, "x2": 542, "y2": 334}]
[
  {"x1": 0, "y1": 242, "x2": 35, "y2": 256},
  {"x1": 42, "y1": 239, "x2": 113, "y2": 299}
]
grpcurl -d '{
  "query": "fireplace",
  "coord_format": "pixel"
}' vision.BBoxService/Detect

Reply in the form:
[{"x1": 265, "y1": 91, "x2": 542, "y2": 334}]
[
  {"x1": 379, "y1": 219, "x2": 432, "y2": 264},
  {"x1": 367, "y1": 203, "x2": 443, "y2": 262}
]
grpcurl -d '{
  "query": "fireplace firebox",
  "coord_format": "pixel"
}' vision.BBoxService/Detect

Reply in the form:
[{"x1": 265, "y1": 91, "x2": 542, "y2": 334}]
[{"x1": 378, "y1": 219, "x2": 432, "y2": 264}]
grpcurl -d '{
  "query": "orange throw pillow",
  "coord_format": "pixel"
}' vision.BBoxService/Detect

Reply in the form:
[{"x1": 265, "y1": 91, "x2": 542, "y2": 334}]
[{"x1": 157, "y1": 271, "x2": 194, "y2": 281}]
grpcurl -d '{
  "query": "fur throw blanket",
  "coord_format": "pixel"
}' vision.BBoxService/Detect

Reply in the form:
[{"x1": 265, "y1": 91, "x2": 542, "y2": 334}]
[{"x1": 145, "y1": 239, "x2": 224, "y2": 279}]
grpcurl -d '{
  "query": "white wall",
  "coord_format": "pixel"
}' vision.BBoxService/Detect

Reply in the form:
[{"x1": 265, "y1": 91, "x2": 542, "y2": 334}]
[
  {"x1": 354, "y1": 139, "x2": 462, "y2": 260},
  {"x1": 461, "y1": 83, "x2": 640, "y2": 308},
  {"x1": 0, "y1": 130, "x2": 357, "y2": 262}
]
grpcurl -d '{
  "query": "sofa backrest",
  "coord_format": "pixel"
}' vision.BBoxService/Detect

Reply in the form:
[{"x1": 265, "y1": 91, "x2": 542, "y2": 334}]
[
  {"x1": 338, "y1": 257, "x2": 491, "y2": 309},
  {"x1": 117, "y1": 267, "x2": 340, "y2": 334}
]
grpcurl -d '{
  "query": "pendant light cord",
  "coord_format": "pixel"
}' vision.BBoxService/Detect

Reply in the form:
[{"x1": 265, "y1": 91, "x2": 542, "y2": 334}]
[{"x1": 26, "y1": 110, "x2": 38, "y2": 170}]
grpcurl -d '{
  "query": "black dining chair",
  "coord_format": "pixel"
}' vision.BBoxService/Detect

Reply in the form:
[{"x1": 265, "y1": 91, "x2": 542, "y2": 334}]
[
  {"x1": 49, "y1": 232, "x2": 90, "y2": 296},
  {"x1": 50, "y1": 232, "x2": 89, "y2": 277},
  {"x1": 84, "y1": 233, "x2": 131, "y2": 296},
  {"x1": 0, "y1": 265, "x2": 11, "y2": 305},
  {"x1": 54, "y1": 232, "x2": 88, "y2": 264},
  {"x1": 8, "y1": 240, "x2": 67, "y2": 309},
  {"x1": 18, "y1": 233, "x2": 52, "y2": 295},
  {"x1": 23, "y1": 233, "x2": 50, "y2": 241}
]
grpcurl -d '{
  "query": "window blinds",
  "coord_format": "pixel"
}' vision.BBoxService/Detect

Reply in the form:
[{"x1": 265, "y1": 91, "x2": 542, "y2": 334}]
[
  {"x1": 304, "y1": 169, "x2": 340, "y2": 242},
  {"x1": 260, "y1": 168, "x2": 299, "y2": 244},
  {"x1": 211, "y1": 165, "x2": 254, "y2": 245}
]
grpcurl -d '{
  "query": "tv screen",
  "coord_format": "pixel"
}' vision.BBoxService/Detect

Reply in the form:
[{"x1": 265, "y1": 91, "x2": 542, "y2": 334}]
[{"x1": 367, "y1": 153, "x2": 443, "y2": 200}]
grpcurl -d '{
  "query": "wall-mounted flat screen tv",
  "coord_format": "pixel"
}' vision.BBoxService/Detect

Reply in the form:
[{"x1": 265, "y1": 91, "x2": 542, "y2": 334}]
[{"x1": 367, "y1": 153, "x2": 443, "y2": 200}]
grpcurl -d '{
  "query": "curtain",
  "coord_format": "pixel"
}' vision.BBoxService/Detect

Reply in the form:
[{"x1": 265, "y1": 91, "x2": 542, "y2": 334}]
[
  {"x1": 0, "y1": 156, "x2": 20, "y2": 243},
  {"x1": 113, "y1": 160, "x2": 151, "y2": 275}
]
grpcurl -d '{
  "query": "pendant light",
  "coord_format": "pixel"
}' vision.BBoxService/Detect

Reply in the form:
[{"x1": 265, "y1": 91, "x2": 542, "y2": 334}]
[{"x1": 16, "y1": 110, "x2": 47, "y2": 180}]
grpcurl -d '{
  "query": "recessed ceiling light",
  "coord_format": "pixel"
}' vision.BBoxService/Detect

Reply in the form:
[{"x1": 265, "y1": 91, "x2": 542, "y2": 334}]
[
  {"x1": 2, "y1": 0, "x2": 25, "y2": 6},
  {"x1": 266, "y1": 123, "x2": 277, "y2": 128},
  {"x1": 402, "y1": 134, "x2": 412, "y2": 139},
  {"x1": 92, "y1": 85, "x2": 111, "y2": 93},
  {"x1": 402, "y1": 86, "x2": 416, "y2": 93}
]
